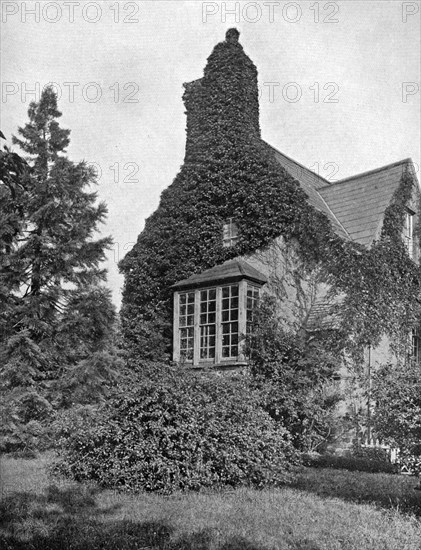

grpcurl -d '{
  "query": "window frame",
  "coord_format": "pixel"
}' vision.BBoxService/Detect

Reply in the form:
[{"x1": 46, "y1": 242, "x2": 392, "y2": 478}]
[
  {"x1": 222, "y1": 218, "x2": 239, "y2": 248},
  {"x1": 404, "y1": 209, "x2": 415, "y2": 258},
  {"x1": 174, "y1": 280, "x2": 261, "y2": 366}
]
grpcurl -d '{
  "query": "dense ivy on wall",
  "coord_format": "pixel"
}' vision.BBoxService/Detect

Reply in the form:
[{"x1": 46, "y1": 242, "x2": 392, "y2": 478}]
[
  {"x1": 338, "y1": 170, "x2": 421, "y2": 359},
  {"x1": 120, "y1": 29, "x2": 421, "y2": 363}
]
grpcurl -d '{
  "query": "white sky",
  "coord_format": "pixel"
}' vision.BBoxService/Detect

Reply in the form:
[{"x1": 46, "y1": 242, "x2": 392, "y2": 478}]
[{"x1": 1, "y1": 0, "x2": 420, "y2": 307}]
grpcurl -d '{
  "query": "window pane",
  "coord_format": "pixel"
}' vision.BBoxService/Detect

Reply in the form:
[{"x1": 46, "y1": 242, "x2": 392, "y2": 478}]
[
  {"x1": 179, "y1": 294, "x2": 195, "y2": 361},
  {"x1": 221, "y1": 286, "x2": 239, "y2": 358},
  {"x1": 199, "y1": 288, "x2": 217, "y2": 361},
  {"x1": 222, "y1": 220, "x2": 239, "y2": 248},
  {"x1": 246, "y1": 284, "x2": 260, "y2": 333}
]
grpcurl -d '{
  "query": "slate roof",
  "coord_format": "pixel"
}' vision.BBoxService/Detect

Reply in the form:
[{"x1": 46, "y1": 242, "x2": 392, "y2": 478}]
[
  {"x1": 172, "y1": 259, "x2": 267, "y2": 289},
  {"x1": 318, "y1": 159, "x2": 413, "y2": 247},
  {"x1": 265, "y1": 141, "x2": 417, "y2": 248},
  {"x1": 304, "y1": 295, "x2": 344, "y2": 331},
  {"x1": 265, "y1": 142, "x2": 351, "y2": 241}
]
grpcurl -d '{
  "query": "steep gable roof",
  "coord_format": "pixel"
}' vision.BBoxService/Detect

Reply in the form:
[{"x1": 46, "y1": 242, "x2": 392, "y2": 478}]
[
  {"x1": 265, "y1": 141, "x2": 417, "y2": 248},
  {"x1": 265, "y1": 142, "x2": 351, "y2": 241},
  {"x1": 318, "y1": 159, "x2": 414, "y2": 247},
  {"x1": 172, "y1": 259, "x2": 267, "y2": 289}
]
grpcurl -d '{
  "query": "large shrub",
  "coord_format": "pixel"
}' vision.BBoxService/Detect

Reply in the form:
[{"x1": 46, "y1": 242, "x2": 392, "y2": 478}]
[
  {"x1": 245, "y1": 296, "x2": 342, "y2": 452},
  {"x1": 53, "y1": 365, "x2": 296, "y2": 493},
  {"x1": 372, "y1": 361, "x2": 421, "y2": 475}
]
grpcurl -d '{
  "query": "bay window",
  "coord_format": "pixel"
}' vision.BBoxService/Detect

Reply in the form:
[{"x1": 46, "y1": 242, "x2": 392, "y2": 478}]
[{"x1": 172, "y1": 260, "x2": 266, "y2": 367}]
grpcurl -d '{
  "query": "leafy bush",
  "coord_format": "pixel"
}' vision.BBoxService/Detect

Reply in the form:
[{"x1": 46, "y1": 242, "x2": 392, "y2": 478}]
[
  {"x1": 352, "y1": 445, "x2": 390, "y2": 463},
  {"x1": 372, "y1": 361, "x2": 421, "y2": 475},
  {"x1": 396, "y1": 450, "x2": 421, "y2": 477},
  {"x1": 302, "y1": 453, "x2": 398, "y2": 474},
  {"x1": 245, "y1": 296, "x2": 342, "y2": 452},
  {"x1": 53, "y1": 366, "x2": 296, "y2": 493}
]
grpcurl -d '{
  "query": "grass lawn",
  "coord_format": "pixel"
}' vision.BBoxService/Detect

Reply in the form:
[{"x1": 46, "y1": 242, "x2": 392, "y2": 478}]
[{"x1": 1, "y1": 453, "x2": 421, "y2": 550}]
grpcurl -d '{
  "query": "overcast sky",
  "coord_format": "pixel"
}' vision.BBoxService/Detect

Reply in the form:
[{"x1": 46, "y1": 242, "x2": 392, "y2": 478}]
[{"x1": 1, "y1": 0, "x2": 420, "y2": 307}]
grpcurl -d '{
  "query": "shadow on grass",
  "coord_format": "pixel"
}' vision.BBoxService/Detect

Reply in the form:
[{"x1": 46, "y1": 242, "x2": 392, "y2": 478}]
[
  {"x1": 0, "y1": 484, "x2": 290, "y2": 550},
  {"x1": 290, "y1": 468, "x2": 421, "y2": 517}
]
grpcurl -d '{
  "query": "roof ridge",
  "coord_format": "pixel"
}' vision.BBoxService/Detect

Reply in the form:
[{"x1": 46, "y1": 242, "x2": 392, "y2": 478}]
[
  {"x1": 319, "y1": 158, "x2": 412, "y2": 189},
  {"x1": 309, "y1": 183, "x2": 352, "y2": 240},
  {"x1": 263, "y1": 141, "x2": 331, "y2": 185},
  {"x1": 264, "y1": 140, "x2": 351, "y2": 240}
]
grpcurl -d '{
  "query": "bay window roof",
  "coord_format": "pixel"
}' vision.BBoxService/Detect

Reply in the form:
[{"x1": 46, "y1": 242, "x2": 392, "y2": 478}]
[{"x1": 172, "y1": 259, "x2": 267, "y2": 290}]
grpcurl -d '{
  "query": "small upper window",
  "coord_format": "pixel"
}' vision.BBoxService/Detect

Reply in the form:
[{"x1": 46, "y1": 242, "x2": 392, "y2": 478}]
[
  {"x1": 404, "y1": 210, "x2": 414, "y2": 258},
  {"x1": 223, "y1": 219, "x2": 239, "y2": 248}
]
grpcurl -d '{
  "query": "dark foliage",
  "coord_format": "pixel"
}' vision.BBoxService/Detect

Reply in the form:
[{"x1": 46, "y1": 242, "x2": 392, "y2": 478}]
[
  {"x1": 351, "y1": 444, "x2": 390, "y2": 463},
  {"x1": 246, "y1": 296, "x2": 342, "y2": 452},
  {"x1": 302, "y1": 454, "x2": 398, "y2": 475},
  {"x1": 372, "y1": 361, "x2": 421, "y2": 474},
  {"x1": 0, "y1": 89, "x2": 119, "y2": 452},
  {"x1": 53, "y1": 365, "x2": 296, "y2": 493}
]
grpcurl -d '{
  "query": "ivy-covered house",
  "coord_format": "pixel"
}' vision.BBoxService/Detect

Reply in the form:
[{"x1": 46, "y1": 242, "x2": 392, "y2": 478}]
[
  {"x1": 172, "y1": 155, "x2": 420, "y2": 369},
  {"x1": 120, "y1": 29, "x2": 420, "y2": 382}
]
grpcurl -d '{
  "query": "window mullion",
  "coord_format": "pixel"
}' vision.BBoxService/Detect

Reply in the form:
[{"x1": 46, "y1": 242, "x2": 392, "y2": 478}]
[
  {"x1": 238, "y1": 280, "x2": 247, "y2": 362},
  {"x1": 216, "y1": 286, "x2": 222, "y2": 363},
  {"x1": 173, "y1": 291, "x2": 180, "y2": 362},
  {"x1": 193, "y1": 289, "x2": 200, "y2": 366}
]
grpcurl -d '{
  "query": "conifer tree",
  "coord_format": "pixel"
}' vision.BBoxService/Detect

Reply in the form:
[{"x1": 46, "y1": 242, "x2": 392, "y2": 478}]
[
  {"x1": 0, "y1": 88, "x2": 117, "y2": 451},
  {"x1": 0, "y1": 135, "x2": 29, "y2": 336}
]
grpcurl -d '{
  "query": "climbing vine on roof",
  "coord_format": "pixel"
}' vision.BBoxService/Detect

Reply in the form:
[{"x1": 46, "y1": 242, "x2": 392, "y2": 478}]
[{"x1": 119, "y1": 29, "x2": 421, "y2": 363}]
